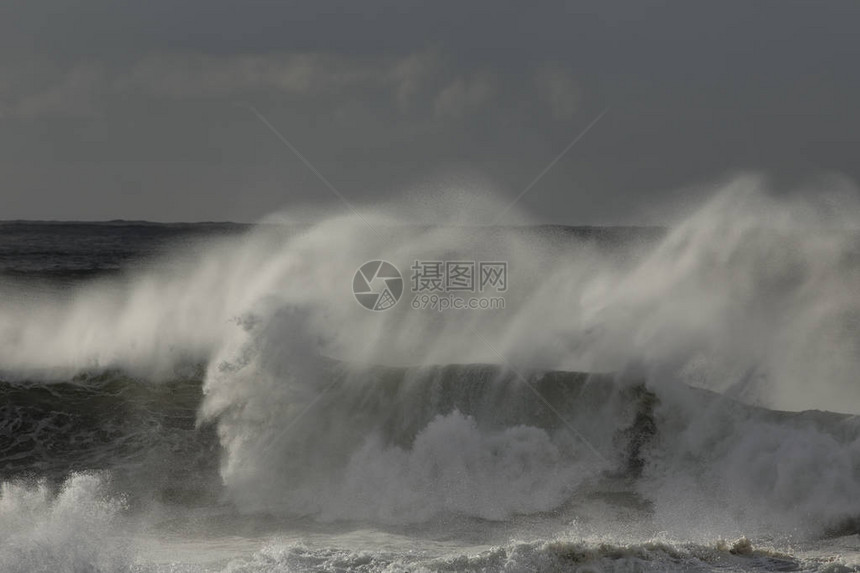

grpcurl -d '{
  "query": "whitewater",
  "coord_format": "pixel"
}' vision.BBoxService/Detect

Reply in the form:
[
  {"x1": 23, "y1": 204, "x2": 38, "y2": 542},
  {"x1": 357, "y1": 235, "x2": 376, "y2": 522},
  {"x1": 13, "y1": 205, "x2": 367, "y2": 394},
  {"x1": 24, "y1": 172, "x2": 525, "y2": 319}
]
[{"x1": 3, "y1": 175, "x2": 860, "y2": 572}]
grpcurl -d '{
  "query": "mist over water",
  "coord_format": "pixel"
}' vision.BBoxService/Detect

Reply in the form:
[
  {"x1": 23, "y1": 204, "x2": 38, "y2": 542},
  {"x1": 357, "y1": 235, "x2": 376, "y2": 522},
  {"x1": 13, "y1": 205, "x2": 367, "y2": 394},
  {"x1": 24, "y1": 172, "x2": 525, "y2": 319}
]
[
  {"x1": 3, "y1": 175, "x2": 860, "y2": 570},
  {"x1": 3, "y1": 175, "x2": 860, "y2": 405}
]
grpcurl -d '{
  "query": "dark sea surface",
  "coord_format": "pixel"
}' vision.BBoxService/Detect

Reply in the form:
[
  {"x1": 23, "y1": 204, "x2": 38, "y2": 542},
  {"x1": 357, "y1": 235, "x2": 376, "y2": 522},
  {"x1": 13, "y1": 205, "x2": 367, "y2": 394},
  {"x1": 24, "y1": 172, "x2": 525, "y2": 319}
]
[{"x1": 0, "y1": 221, "x2": 248, "y2": 279}]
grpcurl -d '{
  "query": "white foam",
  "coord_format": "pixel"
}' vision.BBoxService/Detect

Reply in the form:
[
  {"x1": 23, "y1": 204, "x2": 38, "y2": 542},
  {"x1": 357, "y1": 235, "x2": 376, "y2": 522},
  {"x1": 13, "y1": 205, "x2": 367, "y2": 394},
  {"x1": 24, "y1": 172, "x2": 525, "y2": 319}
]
[{"x1": 0, "y1": 473, "x2": 132, "y2": 573}]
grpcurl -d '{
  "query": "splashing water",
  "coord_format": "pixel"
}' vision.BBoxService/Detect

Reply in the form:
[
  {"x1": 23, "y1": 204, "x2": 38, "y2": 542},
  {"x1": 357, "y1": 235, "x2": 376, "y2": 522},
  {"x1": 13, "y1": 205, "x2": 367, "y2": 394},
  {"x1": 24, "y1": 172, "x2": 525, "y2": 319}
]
[{"x1": 3, "y1": 176, "x2": 860, "y2": 570}]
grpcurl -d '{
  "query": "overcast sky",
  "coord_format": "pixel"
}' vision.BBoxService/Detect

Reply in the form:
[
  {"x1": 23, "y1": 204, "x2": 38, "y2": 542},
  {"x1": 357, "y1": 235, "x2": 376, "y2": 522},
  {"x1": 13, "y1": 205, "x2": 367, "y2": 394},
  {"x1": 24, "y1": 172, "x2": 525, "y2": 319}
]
[{"x1": 1, "y1": 0, "x2": 858, "y2": 223}]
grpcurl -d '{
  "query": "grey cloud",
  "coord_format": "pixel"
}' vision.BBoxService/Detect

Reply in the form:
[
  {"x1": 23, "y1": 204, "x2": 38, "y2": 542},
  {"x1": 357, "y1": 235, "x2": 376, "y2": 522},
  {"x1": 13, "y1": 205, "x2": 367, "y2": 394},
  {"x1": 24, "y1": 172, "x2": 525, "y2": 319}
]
[
  {"x1": 115, "y1": 52, "x2": 423, "y2": 100},
  {"x1": 11, "y1": 63, "x2": 107, "y2": 119},
  {"x1": 390, "y1": 51, "x2": 441, "y2": 112},
  {"x1": 535, "y1": 64, "x2": 581, "y2": 121},
  {"x1": 1, "y1": 1, "x2": 859, "y2": 223},
  {"x1": 2, "y1": 50, "x2": 446, "y2": 119},
  {"x1": 434, "y1": 73, "x2": 495, "y2": 120}
]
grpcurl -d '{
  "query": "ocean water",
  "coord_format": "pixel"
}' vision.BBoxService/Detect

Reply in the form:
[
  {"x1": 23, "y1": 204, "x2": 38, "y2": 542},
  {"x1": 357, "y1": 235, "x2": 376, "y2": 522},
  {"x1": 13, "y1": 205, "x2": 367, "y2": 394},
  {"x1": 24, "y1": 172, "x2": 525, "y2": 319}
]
[{"x1": 4, "y1": 185, "x2": 860, "y2": 572}]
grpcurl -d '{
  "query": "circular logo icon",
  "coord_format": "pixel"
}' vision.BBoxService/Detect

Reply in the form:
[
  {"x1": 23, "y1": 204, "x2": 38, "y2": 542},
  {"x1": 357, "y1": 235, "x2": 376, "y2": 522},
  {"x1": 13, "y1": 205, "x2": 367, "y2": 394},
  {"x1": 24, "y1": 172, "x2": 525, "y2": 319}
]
[{"x1": 352, "y1": 260, "x2": 403, "y2": 311}]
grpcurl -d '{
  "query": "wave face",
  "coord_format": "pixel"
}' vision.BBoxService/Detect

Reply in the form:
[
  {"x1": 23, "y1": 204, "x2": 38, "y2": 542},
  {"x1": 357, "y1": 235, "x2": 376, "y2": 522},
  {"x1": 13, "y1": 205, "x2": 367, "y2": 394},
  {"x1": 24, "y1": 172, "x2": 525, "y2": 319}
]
[
  {"x1": 4, "y1": 362, "x2": 860, "y2": 537},
  {"x1": 4, "y1": 177, "x2": 860, "y2": 570},
  {"x1": 204, "y1": 357, "x2": 860, "y2": 534},
  {"x1": 0, "y1": 372, "x2": 219, "y2": 504}
]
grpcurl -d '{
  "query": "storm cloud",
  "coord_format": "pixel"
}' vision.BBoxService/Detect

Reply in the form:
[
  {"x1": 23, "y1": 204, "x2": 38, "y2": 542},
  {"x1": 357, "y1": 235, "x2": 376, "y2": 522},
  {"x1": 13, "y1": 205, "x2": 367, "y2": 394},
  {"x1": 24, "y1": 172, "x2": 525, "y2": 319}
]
[{"x1": 1, "y1": 0, "x2": 859, "y2": 222}]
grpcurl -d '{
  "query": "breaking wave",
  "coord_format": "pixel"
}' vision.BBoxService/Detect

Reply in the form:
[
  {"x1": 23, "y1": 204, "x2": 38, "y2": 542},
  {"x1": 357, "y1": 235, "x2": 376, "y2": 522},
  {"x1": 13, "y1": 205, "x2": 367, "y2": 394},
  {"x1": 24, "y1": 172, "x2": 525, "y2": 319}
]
[
  {"x1": 0, "y1": 473, "x2": 132, "y2": 573},
  {"x1": 2, "y1": 175, "x2": 860, "y2": 554}
]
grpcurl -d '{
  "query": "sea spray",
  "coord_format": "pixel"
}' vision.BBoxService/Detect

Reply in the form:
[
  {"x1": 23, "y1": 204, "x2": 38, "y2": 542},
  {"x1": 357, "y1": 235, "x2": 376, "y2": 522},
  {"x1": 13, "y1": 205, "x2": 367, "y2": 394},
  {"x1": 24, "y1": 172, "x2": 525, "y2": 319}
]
[
  {"x1": 1, "y1": 177, "x2": 860, "y2": 537},
  {"x1": 0, "y1": 473, "x2": 132, "y2": 573}
]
